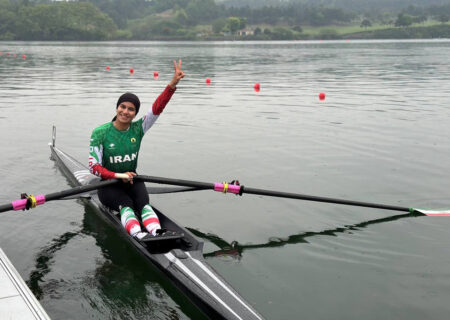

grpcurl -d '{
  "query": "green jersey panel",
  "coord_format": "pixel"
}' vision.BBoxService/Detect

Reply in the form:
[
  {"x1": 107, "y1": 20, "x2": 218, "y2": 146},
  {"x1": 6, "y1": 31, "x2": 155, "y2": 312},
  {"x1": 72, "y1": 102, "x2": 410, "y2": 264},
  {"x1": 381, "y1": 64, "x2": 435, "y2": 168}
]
[{"x1": 89, "y1": 119, "x2": 144, "y2": 173}]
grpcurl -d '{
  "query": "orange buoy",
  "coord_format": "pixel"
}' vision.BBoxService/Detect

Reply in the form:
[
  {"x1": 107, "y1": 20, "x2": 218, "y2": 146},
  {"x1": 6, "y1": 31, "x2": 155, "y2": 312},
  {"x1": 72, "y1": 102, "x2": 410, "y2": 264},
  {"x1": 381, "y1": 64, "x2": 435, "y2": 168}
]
[
  {"x1": 153, "y1": 71, "x2": 159, "y2": 79},
  {"x1": 106, "y1": 66, "x2": 110, "y2": 71},
  {"x1": 129, "y1": 68, "x2": 134, "y2": 74},
  {"x1": 319, "y1": 92, "x2": 326, "y2": 100},
  {"x1": 22, "y1": 54, "x2": 26, "y2": 59},
  {"x1": 254, "y1": 83, "x2": 260, "y2": 92},
  {"x1": 206, "y1": 78, "x2": 211, "y2": 85}
]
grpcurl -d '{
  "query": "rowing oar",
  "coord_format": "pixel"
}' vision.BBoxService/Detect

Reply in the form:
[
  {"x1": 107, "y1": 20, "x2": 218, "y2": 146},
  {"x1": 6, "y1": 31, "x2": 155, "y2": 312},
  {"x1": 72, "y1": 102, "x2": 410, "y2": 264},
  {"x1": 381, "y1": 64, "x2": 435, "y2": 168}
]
[
  {"x1": 60, "y1": 186, "x2": 203, "y2": 200},
  {"x1": 136, "y1": 175, "x2": 450, "y2": 216},
  {"x1": 0, "y1": 179, "x2": 121, "y2": 213}
]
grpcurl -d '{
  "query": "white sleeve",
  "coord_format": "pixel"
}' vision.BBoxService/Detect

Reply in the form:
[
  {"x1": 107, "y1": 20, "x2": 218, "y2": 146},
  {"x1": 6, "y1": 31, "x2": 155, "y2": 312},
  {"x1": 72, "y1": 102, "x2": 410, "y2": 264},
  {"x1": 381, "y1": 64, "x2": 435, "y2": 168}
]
[{"x1": 141, "y1": 110, "x2": 159, "y2": 134}]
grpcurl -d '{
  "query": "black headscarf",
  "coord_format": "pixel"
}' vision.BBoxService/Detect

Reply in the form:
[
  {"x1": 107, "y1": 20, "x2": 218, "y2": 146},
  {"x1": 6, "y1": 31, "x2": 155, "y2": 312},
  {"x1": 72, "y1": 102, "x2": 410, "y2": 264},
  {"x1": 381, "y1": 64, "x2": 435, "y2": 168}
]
[{"x1": 112, "y1": 92, "x2": 140, "y2": 122}]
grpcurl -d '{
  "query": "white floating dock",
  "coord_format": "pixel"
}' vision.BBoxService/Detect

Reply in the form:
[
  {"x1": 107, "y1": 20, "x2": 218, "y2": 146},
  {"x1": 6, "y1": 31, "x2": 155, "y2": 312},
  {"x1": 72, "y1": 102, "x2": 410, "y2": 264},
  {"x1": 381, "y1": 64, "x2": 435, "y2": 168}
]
[{"x1": 0, "y1": 248, "x2": 50, "y2": 320}]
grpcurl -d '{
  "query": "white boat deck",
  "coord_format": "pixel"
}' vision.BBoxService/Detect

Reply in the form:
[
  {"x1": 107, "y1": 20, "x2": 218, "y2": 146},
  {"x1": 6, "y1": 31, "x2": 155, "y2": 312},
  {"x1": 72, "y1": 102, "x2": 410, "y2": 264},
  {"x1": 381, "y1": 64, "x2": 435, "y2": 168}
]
[{"x1": 0, "y1": 248, "x2": 50, "y2": 320}]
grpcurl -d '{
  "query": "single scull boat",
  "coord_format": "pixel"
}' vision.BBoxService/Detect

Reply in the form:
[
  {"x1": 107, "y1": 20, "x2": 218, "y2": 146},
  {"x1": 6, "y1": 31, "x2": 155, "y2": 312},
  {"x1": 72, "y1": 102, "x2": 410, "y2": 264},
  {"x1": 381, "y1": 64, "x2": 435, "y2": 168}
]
[{"x1": 49, "y1": 127, "x2": 263, "y2": 320}]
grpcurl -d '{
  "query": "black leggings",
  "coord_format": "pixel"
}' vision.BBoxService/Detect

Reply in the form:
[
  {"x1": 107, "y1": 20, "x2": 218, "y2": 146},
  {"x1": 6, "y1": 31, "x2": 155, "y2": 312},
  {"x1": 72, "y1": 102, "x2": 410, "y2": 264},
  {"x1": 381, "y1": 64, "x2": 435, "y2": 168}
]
[{"x1": 98, "y1": 180, "x2": 149, "y2": 217}]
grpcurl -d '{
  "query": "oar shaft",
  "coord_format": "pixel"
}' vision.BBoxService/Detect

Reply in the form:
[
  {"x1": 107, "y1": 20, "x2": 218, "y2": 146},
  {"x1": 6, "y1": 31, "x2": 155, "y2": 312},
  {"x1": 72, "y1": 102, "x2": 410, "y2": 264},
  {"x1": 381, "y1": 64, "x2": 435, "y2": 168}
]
[
  {"x1": 137, "y1": 175, "x2": 411, "y2": 213},
  {"x1": 0, "y1": 203, "x2": 15, "y2": 213},
  {"x1": 1, "y1": 174, "x2": 416, "y2": 215},
  {"x1": 243, "y1": 187, "x2": 411, "y2": 213},
  {"x1": 137, "y1": 175, "x2": 213, "y2": 189},
  {"x1": 44, "y1": 179, "x2": 119, "y2": 201},
  {"x1": 0, "y1": 179, "x2": 120, "y2": 213}
]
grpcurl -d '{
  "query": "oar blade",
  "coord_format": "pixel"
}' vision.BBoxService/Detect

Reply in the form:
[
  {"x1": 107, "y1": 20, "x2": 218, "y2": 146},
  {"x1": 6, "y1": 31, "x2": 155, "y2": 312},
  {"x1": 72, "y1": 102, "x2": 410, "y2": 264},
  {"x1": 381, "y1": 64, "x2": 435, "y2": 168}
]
[{"x1": 413, "y1": 208, "x2": 450, "y2": 216}]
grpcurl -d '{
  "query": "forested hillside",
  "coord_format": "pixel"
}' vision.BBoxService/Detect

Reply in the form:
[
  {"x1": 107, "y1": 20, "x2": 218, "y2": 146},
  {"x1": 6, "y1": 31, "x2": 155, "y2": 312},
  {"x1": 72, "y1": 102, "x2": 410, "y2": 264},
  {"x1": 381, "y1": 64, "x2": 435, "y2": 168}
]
[
  {"x1": 0, "y1": 0, "x2": 449, "y2": 40},
  {"x1": 218, "y1": 0, "x2": 450, "y2": 11}
]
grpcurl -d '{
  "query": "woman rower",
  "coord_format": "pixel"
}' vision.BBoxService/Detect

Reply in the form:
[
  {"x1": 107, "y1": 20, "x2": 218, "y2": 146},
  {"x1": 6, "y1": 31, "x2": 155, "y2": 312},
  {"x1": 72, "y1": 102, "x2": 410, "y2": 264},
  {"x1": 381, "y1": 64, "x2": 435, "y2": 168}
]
[{"x1": 88, "y1": 60, "x2": 185, "y2": 241}]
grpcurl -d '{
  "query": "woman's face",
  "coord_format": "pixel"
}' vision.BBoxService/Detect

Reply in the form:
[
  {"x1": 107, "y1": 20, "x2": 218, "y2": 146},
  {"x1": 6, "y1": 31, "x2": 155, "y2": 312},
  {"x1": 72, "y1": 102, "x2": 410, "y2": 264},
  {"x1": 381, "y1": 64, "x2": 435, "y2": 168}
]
[{"x1": 116, "y1": 101, "x2": 136, "y2": 124}]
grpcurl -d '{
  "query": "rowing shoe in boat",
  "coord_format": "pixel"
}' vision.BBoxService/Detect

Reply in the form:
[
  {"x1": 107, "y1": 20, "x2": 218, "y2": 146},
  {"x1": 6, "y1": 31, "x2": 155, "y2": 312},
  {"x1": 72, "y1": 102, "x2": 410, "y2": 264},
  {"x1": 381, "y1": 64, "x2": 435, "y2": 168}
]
[{"x1": 49, "y1": 127, "x2": 263, "y2": 320}]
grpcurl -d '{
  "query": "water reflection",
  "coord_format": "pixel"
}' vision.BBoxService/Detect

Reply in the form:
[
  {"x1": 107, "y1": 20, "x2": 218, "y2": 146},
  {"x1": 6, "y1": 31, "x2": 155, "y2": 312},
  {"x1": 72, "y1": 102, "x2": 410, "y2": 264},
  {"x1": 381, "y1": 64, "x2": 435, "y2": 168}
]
[
  {"x1": 189, "y1": 211, "x2": 423, "y2": 259},
  {"x1": 27, "y1": 230, "x2": 80, "y2": 299},
  {"x1": 26, "y1": 202, "x2": 206, "y2": 320}
]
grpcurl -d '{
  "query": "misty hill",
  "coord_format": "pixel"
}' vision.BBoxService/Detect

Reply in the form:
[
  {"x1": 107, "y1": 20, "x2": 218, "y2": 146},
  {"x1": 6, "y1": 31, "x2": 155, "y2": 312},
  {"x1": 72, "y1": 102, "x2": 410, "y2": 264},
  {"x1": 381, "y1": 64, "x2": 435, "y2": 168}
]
[
  {"x1": 1, "y1": 0, "x2": 449, "y2": 41},
  {"x1": 218, "y1": 0, "x2": 450, "y2": 12}
]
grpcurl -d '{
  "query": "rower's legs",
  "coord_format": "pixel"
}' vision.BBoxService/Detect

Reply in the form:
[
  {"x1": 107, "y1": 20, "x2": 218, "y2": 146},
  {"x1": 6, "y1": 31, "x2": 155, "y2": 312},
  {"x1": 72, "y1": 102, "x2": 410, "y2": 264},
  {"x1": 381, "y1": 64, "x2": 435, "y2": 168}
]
[
  {"x1": 131, "y1": 181, "x2": 162, "y2": 235},
  {"x1": 142, "y1": 204, "x2": 161, "y2": 235},
  {"x1": 120, "y1": 206, "x2": 142, "y2": 236},
  {"x1": 131, "y1": 180, "x2": 150, "y2": 212},
  {"x1": 98, "y1": 182, "x2": 134, "y2": 212},
  {"x1": 99, "y1": 180, "x2": 163, "y2": 238}
]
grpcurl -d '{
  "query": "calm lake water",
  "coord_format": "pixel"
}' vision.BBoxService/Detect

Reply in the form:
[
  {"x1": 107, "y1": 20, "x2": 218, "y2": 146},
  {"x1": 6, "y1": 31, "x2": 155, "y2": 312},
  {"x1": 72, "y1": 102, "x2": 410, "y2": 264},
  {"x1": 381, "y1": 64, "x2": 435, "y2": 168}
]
[{"x1": 1, "y1": 40, "x2": 450, "y2": 320}]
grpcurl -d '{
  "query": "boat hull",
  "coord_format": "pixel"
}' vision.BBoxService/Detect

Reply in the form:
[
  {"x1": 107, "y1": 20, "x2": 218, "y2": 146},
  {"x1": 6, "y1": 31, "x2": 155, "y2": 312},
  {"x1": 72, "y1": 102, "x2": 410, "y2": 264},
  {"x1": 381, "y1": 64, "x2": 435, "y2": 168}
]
[{"x1": 50, "y1": 144, "x2": 263, "y2": 320}]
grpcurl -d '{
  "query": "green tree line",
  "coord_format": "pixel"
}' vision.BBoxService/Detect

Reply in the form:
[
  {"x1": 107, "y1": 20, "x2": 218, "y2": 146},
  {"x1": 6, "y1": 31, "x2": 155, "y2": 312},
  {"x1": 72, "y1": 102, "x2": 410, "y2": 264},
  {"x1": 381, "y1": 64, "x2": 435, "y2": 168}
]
[
  {"x1": 0, "y1": 0, "x2": 449, "y2": 41},
  {"x1": 0, "y1": 0, "x2": 116, "y2": 40}
]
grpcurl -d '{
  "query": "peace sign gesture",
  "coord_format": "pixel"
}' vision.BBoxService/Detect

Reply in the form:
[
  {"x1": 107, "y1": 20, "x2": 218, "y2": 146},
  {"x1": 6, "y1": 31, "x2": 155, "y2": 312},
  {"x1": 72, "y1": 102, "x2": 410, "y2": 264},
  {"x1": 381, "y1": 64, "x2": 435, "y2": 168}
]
[{"x1": 169, "y1": 59, "x2": 185, "y2": 89}]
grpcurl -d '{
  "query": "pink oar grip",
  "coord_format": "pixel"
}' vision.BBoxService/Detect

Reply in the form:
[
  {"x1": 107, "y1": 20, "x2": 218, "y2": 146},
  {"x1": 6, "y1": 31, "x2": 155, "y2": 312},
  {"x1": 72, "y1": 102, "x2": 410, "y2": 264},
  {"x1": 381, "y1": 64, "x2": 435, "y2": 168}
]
[
  {"x1": 12, "y1": 199, "x2": 27, "y2": 210},
  {"x1": 11, "y1": 195, "x2": 45, "y2": 211},
  {"x1": 35, "y1": 195, "x2": 46, "y2": 205},
  {"x1": 228, "y1": 185, "x2": 241, "y2": 194},
  {"x1": 214, "y1": 183, "x2": 241, "y2": 194}
]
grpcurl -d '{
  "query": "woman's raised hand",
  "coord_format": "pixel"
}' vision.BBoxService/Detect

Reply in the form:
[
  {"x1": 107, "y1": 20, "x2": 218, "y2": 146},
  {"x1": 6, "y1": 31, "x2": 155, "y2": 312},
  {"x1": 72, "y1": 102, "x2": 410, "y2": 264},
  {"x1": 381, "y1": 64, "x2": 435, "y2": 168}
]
[{"x1": 169, "y1": 59, "x2": 185, "y2": 89}]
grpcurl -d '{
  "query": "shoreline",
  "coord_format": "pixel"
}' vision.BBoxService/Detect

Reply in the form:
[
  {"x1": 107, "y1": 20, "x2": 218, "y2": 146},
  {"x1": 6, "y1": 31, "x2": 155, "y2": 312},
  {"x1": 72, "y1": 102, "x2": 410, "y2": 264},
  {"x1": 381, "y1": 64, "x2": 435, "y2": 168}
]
[
  {"x1": 1, "y1": 38, "x2": 450, "y2": 43},
  {"x1": 1, "y1": 25, "x2": 450, "y2": 42}
]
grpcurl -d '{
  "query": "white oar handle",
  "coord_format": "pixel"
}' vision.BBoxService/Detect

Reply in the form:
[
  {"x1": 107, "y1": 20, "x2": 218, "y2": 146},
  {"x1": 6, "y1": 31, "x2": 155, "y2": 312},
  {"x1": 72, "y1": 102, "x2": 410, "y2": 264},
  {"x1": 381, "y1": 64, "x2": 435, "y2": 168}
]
[{"x1": 115, "y1": 173, "x2": 132, "y2": 180}]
